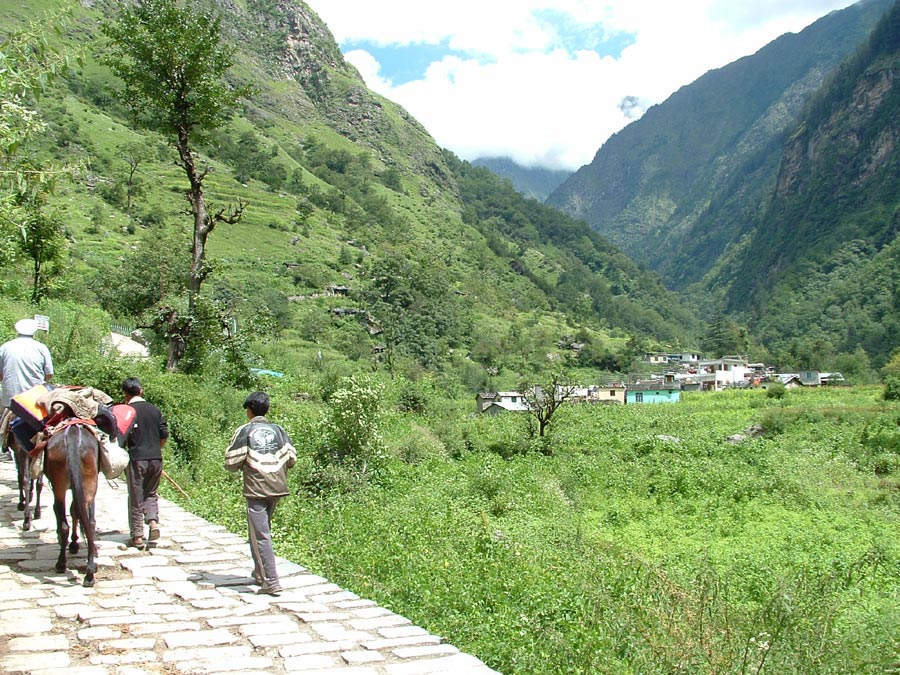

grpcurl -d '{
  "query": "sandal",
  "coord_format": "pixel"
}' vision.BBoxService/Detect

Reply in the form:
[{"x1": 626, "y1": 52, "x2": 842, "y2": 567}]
[
  {"x1": 127, "y1": 537, "x2": 145, "y2": 549},
  {"x1": 148, "y1": 521, "x2": 161, "y2": 541}
]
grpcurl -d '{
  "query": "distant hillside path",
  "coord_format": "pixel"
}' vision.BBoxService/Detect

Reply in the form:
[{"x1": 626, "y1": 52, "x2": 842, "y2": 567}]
[{"x1": 0, "y1": 457, "x2": 499, "y2": 675}]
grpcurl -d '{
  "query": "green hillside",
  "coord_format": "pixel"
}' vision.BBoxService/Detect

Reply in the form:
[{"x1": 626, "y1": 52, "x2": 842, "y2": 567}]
[{"x1": 0, "y1": 0, "x2": 698, "y2": 387}]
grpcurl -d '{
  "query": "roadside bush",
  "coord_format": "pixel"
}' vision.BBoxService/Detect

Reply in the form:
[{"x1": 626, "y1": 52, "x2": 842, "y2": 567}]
[
  {"x1": 883, "y1": 375, "x2": 900, "y2": 401},
  {"x1": 766, "y1": 382, "x2": 787, "y2": 399},
  {"x1": 396, "y1": 424, "x2": 447, "y2": 464},
  {"x1": 314, "y1": 374, "x2": 385, "y2": 484}
]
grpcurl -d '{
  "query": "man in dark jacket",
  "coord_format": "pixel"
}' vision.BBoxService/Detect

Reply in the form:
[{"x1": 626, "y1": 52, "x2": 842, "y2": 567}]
[
  {"x1": 225, "y1": 391, "x2": 296, "y2": 595},
  {"x1": 120, "y1": 377, "x2": 168, "y2": 548}
]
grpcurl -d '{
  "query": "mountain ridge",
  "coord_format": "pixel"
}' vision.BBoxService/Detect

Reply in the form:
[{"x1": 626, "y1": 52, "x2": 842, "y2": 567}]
[{"x1": 546, "y1": 0, "x2": 894, "y2": 290}]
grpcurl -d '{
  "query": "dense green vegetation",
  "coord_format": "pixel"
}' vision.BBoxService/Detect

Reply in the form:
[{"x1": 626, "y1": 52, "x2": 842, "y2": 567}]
[{"x1": 19, "y1": 303, "x2": 897, "y2": 674}]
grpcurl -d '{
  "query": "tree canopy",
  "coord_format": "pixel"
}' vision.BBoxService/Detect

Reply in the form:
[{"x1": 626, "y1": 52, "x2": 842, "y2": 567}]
[{"x1": 101, "y1": 0, "x2": 252, "y2": 370}]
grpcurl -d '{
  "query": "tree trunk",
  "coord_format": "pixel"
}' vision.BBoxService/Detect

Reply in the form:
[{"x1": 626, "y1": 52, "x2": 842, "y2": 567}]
[
  {"x1": 31, "y1": 257, "x2": 41, "y2": 304},
  {"x1": 178, "y1": 130, "x2": 213, "y2": 317},
  {"x1": 163, "y1": 129, "x2": 213, "y2": 370}
]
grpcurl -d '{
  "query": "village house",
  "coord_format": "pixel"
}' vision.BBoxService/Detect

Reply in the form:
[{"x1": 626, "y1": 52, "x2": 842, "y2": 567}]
[
  {"x1": 625, "y1": 381, "x2": 682, "y2": 404},
  {"x1": 565, "y1": 385, "x2": 627, "y2": 405},
  {"x1": 644, "y1": 351, "x2": 704, "y2": 366},
  {"x1": 775, "y1": 374, "x2": 804, "y2": 388},
  {"x1": 773, "y1": 371, "x2": 845, "y2": 388},
  {"x1": 685, "y1": 356, "x2": 751, "y2": 391},
  {"x1": 475, "y1": 391, "x2": 529, "y2": 415},
  {"x1": 799, "y1": 370, "x2": 821, "y2": 386}
]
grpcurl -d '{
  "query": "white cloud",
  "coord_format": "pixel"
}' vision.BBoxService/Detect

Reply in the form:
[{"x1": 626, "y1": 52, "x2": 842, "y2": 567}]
[{"x1": 305, "y1": 0, "x2": 859, "y2": 170}]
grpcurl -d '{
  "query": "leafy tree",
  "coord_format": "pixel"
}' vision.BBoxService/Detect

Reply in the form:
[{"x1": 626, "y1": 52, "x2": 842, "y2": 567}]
[
  {"x1": 119, "y1": 140, "x2": 151, "y2": 216},
  {"x1": 0, "y1": 17, "x2": 75, "y2": 269},
  {"x1": 379, "y1": 167, "x2": 403, "y2": 192},
  {"x1": 701, "y1": 312, "x2": 748, "y2": 358},
  {"x1": 519, "y1": 367, "x2": 576, "y2": 443},
  {"x1": 883, "y1": 376, "x2": 900, "y2": 401},
  {"x1": 881, "y1": 349, "x2": 900, "y2": 381},
  {"x1": 361, "y1": 250, "x2": 469, "y2": 373},
  {"x1": 95, "y1": 228, "x2": 189, "y2": 318},
  {"x1": 101, "y1": 0, "x2": 252, "y2": 370},
  {"x1": 17, "y1": 185, "x2": 65, "y2": 303}
]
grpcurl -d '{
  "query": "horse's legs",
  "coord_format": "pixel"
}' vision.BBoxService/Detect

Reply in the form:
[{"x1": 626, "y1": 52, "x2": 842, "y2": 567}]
[
  {"x1": 21, "y1": 478, "x2": 33, "y2": 531},
  {"x1": 15, "y1": 447, "x2": 27, "y2": 511},
  {"x1": 53, "y1": 498, "x2": 68, "y2": 574},
  {"x1": 83, "y1": 500, "x2": 97, "y2": 587},
  {"x1": 68, "y1": 499, "x2": 80, "y2": 555},
  {"x1": 14, "y1": 447, "x2": 36, "y2": 530},
  {"x1": 33, "y1": 474, "x2": 42, "y2": 521}
]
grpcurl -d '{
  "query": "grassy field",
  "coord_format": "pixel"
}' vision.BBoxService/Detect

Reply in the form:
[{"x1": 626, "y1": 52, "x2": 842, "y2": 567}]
[{"x1": 169, "y1": 384, "x2": 900, "y2": 675}]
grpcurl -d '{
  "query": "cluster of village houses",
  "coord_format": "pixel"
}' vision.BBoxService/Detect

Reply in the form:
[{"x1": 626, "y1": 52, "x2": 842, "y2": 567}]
[{"x1": 476, "y1": 353, "x2": 845, "y2": 414}]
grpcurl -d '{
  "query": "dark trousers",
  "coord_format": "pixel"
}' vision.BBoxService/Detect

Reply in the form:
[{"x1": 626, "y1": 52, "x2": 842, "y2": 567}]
[
  {"x1": 10, "y1": 416, "x2": 37, "y2": 452},
  {"x1": 126, "y1": 459, "x2": 162, "y2": 538},
  {"x1": 247, "y1": 496, "x2": 281, "y2": 583}
]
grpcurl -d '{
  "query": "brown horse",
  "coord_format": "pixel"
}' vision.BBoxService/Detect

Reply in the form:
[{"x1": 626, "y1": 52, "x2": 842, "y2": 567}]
[
  {"x1": 44, "y1": 423, "x2": 100, "y2": 587},
  {"x1": 3, "y1": 419, "x2": 43, "y2": 531}
]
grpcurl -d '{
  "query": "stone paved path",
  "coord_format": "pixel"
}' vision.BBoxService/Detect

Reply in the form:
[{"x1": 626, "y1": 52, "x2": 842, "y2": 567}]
[{"x1": 0, "y1": 457, "x2": 500, "y2": 675}]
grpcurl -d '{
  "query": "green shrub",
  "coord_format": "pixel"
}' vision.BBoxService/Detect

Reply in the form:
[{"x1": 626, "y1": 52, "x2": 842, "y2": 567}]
[
  {"x1": 766, "y1": 382, "x2": 787, "y2": 399},
  {"x1": 883, "y1": 375, "x2": 900, "y2": 401},
  {"x1": 314, "y1": 373, "x2": 385, "y2": 482},
  {"x1": 395, "y1": 424, "x2": 447, "y2": 464},
  {"x1": 394, "y1": 378, "x2": 434, "y2": 414},
  {"x1": 759, "y1": 409, "x2": 788, "y2": 435}
]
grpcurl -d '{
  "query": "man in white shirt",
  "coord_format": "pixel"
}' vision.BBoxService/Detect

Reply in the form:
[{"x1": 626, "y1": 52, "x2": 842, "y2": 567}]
[
  {"x1": 0, "y1": 318, "x2": 54, "y2": 412},
  {"x1": 1, "y1": 318, "x2": 54, "y2": 457}
]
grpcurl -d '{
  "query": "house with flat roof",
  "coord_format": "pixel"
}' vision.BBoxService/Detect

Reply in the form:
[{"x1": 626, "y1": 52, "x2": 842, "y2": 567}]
[
  {"x1": 626, "y1": 381, "x2": 682, "y2": 404},
  {"x1": 696, "y1": 357, "x2": 751, "y2": 390}
]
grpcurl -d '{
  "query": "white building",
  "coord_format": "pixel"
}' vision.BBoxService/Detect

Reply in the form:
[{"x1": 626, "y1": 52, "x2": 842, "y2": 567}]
[
  {"x1": 475, "y1": 391, "x2": 529, "y2": 414},
  {"x1": 694, "y1": 357, "x2": 751, "y2": 390}
]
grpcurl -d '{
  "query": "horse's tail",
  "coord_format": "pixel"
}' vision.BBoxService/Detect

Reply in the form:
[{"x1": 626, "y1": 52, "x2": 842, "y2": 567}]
[{"x1": 64, "y1": 425, "x2": 97, "y2": 555}]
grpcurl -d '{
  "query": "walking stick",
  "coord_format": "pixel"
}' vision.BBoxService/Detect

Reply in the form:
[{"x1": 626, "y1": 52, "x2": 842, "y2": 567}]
[{"x1": 162, "y1": 470, "x2": 190, "y2": 500}]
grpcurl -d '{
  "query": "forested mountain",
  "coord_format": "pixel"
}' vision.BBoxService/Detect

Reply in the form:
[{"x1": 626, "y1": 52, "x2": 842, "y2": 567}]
[
  {"x1": 547, "y1": 0, "x2": 893, "y2": 290},
  {"x1": 0, "y1": 0, "x2": 698, "y2": 388},
  {"x1": 472, "y1": 157, "x2": 571, "y2": 202},
  {"x1": 547, "y1": 0, "x2": 900, "y2": 370},
  {"x1": 720, "y1": 0, "x2": 900, "y2": 369}
]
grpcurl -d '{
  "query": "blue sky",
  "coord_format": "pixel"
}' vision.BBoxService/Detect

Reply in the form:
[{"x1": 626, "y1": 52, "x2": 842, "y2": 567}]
[{"x1": 304, "y1": 1, "x2": 858, "y2": 171}]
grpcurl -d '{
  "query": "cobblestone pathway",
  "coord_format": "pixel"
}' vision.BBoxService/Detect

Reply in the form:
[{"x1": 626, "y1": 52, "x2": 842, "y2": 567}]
[{"x1": 0, "y1": 457, "x2": 499, "y2": 675}]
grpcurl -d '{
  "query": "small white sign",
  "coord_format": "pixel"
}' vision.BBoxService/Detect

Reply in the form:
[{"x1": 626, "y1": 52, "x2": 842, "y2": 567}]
[{"x1": 33, "y1": 315, "x2": 50, "y2": 332}]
